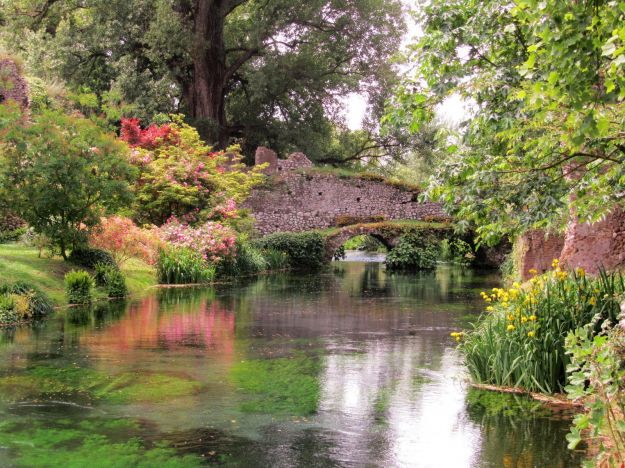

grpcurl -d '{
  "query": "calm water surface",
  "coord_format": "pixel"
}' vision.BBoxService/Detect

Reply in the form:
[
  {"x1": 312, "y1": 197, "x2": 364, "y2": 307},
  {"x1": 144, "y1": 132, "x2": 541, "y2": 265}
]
[{"x1": 0, "y1": 259, "x2": 581, "y2": 467}]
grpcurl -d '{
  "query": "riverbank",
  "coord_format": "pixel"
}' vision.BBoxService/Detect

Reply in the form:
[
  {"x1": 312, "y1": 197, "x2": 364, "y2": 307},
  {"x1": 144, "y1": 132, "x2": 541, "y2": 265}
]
[{"x1": 0, "y1": 244, "x2": 156, "y2": 306}]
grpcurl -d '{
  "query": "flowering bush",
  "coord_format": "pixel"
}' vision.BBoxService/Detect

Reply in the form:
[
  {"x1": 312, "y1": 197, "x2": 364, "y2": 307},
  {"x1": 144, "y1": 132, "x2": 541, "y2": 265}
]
[
  {"x1": 457, "y1": 261, "x2": 625, "y2": 393},
  {"x1": 121, "y1": 116, "x2": 265, "y2": 225},
  {"x1": 120, "y1": 118, "x2": 178, "y2": 149},
  {"x1": 158, "y1": 218, "x2": 236, "y2": 263},
  {"x1": 89, "y1": 216, "x2": 163, "y2": 266},
  {"x1": 209, "y1": 198, "x2": 238, "y2": 221}
]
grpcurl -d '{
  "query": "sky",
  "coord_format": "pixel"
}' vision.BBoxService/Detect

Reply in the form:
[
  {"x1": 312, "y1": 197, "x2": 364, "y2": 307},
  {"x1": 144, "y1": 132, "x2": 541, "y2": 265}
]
[{"x1": 343, "y1": 0, "x2": 467, "y2": 130}]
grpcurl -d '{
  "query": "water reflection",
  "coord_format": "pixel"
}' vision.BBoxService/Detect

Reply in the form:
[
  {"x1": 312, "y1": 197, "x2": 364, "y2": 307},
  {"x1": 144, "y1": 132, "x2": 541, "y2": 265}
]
[{"x1": 0, "y1": 263, "x2": 580, "y2": 467}]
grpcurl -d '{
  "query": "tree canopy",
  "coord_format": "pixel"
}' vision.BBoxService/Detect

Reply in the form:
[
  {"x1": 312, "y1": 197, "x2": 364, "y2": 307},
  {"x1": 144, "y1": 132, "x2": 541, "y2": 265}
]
[
  {"x1": 0, "y1": 0, "x2": 406, "y2": 161},
  {"x1": 386, "y1": 0, "x2": 625, "y2": 244}
]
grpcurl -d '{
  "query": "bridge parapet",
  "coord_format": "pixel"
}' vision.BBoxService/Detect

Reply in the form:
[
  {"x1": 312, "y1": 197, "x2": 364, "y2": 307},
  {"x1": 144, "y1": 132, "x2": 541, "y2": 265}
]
[{"x1": 245, "y1": 149, "x2": 449, "y2": 235}]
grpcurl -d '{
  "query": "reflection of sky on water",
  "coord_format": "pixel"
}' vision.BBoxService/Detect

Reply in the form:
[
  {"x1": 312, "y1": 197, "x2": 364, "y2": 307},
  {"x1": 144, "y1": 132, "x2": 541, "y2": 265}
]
[
  {"x1": 0, "y1": 263, "x2": 579, "y2": 467},
  {"x1": 318, "y1": 336, "x2": 482, "y2": 468}
]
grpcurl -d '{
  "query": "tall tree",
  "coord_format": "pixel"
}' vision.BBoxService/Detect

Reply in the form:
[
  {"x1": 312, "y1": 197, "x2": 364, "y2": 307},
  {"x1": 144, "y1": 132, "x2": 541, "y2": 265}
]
[{"x1": 1, "y1": 0, "x2": 405, "y2": 154}]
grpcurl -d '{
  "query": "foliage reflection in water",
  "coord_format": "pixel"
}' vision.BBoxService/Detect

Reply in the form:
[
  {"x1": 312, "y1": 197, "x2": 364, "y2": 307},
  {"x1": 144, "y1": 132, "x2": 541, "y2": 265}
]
[{"x1": 0, "y1": 263, "x2": 580, "y2": 467}]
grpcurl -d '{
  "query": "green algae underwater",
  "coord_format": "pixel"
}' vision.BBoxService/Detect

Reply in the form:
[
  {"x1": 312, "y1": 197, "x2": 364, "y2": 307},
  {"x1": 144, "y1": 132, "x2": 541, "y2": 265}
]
[{"x1": 0, "y1": 263, "x2": 581, "y2": 467}]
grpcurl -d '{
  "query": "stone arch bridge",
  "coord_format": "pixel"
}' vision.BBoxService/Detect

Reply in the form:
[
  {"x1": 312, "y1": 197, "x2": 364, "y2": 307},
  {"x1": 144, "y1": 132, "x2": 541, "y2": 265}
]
[
  {"x1": 243, "y1": 147, "x2": 450, "y2": 236},
  {"x1": 323, "y1": 221, "x2": 454, "y2": 261}
]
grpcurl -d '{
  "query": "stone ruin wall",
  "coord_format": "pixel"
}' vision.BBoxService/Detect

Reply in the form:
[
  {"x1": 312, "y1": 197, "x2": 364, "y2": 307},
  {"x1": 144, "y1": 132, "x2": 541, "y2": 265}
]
[
  {"x1": 519, "y1": 208, "x2": 625, "y2": 279},
  {"x1": 244, "y1": 147, "x2": 448, "y2": 235},
  {"x1": 0, "y1": 58, "x2": 29, "y2": 109}
]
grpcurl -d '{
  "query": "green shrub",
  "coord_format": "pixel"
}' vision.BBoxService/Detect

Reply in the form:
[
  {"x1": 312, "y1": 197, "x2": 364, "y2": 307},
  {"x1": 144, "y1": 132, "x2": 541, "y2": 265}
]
[
  {"x1": 216, "y1": 239, "x2": 268, "y2": 278},
  {"x1": 254, "y1": 232, "x2": 326, "y2": 269},
  {"x1": 385, "y1": 234, "x2": 439, "y2": 271},
  {"x1": 156, "y1": 247, "x2": 215, "y2": 284},
  {"x1": 458, "y1": 265, "x2": 625, "y2": 393},
  {"x1": 64, "y1": 270, "x2": 95, "y2": 304},
  {"x1": 0, "y1": 281, "x2": 54, "y2": 322},
  {"x1": 94, "y1": 264, "x2": 128, "y2": 298},
  {"x1": 0, "y1": 294, "x2": 18, "y2": 324},
  {"x1": 0, "y1": 281, "x2": 54, "y2": 317},
  {"x1": 439, "y1": 238, "x2": 474, "y2": 265},
  {"x1": 565, "y1": 326, "x2": 625, "y2": 465},
  {"x1": 69, "y1": 247, "x2": 117, "y2": 270},
  {"x1": 94, "y1": 262, "x2": 110, "y2": 287},
  {"x1": 0, "y1": 227, "x2": 28, "y2": 244}
]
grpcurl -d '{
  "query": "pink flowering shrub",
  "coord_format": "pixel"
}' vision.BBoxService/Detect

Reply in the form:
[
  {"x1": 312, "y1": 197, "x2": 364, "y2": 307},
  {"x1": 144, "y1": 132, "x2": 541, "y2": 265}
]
[
  {"x1": 158, "y1": 217, "x2": 236, "y2": 263},
  {"x1": 119, "y1": 115, "x2": 265, "y2": 225},
  {"x1": 89, "y1": 216, "x2": 164, "y2": 266},
  {"x1": 209, "y1": 198, "x2": 239, "y2": 221}
]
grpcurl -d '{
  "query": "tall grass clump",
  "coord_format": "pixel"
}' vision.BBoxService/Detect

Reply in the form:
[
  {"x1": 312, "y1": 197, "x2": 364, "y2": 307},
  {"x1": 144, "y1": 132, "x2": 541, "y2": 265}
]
[
  {"x1": 457, "y1": 260, "x2": 624, "y2": 393},
  {"x1": 0, "y1": 281, "x2": 54, "y2": 324},
  {"x1": 216, "y1": 239, "x2": 268, "y2": 278},
  {"x1": 156, "y1": 247, "x2": 215, "y2": 284},
  {"x1": 0, "y1": 281, "x2": 54, "y2": 317},
  {"x1": 262, "y1": 248, "x2": 289, "y2": 270},
  {"x1": 64, "y1": 270, "x2": 95, "y2": 304}
]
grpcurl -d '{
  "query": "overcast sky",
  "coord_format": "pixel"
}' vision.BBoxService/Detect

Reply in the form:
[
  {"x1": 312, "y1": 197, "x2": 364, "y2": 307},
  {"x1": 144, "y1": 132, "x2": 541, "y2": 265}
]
[{"x1": 343, "y1": 1, "x2": 467, "y2": 130}]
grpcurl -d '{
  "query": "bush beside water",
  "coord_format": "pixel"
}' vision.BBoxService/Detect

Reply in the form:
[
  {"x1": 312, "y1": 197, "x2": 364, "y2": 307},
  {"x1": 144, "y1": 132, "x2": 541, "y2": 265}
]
[
  {"x1": 253, "y1": 232, "x2": 326, "y2": 270},
  {"x1": 565, "y1": 326, "x2": 625, "y2": 466},
  {"x1": 64, "y1": 270, "x2": 95, "y2": 304},
  {"x1": 385, "y1": 233, "x2": 439, "y2": 271},
  {"x1": 0, "y1": 281, "x2": 54, "y2": 324},
  {"x1": 157, "y1": 247, "x2": 215, "y2": 284}
]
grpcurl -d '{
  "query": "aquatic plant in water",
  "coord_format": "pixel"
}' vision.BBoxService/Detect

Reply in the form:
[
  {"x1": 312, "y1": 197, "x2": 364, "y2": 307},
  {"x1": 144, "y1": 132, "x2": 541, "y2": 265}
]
[
  {"x1": 231, "y1": 354, "x2": 321, "y2": 415},
  {"x1": 0, "y1": 365, "x2": 201, "y2": 404},
  {"x1": 0, "y1": 417, "x2": 202, "y2": 467}
]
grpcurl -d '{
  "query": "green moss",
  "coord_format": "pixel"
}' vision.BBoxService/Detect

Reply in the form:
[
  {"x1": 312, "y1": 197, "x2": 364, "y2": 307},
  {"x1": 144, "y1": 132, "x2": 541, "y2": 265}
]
[
  {"x1": 231, "y1": 354, "x2": 321, "y2": 415},
  {"x1": 0, "y1": 418, "x2": 201, "y2": 467},
  {"x1": 0, "y1": 365, "x2": 201, "y2": 403},
  {"x1": 466, "y1": 389, "x2": 552, "y2": 419},
  {"x1": 97, "y1": 373, "x2": 202, "y2": 403}
]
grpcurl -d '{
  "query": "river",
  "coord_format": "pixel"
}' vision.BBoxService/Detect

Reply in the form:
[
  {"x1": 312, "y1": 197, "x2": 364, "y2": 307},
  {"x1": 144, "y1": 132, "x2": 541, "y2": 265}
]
[{"x1": 0, "y1": 257, "x2": 581, "y2": 467}]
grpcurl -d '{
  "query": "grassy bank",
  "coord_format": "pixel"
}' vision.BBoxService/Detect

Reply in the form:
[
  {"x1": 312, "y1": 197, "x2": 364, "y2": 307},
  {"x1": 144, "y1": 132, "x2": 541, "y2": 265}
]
[{"x1": 0, "y1": 245, "x2": 156, "y2": 306}]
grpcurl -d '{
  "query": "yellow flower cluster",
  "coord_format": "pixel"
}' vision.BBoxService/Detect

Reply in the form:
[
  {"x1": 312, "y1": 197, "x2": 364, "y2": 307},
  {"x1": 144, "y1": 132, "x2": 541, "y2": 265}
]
[
  {"x1": 479, "y1": 280, "x2": 540, "y2": 337},
  {"x1": 450, "y1": 331, "x2": 464, "y2": 342}
]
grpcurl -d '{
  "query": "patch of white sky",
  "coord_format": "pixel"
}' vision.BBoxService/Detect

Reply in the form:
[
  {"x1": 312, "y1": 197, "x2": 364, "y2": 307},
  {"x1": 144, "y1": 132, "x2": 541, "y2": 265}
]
[{"x1": 343, "y1": 0, "x2": 471, "y2": 130}]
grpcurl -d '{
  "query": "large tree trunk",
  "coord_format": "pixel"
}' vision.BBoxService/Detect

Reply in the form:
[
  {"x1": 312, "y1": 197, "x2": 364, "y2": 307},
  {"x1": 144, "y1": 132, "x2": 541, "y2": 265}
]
[{"x1": 188, "y1": 0, "x2": 229, "y2": 147}]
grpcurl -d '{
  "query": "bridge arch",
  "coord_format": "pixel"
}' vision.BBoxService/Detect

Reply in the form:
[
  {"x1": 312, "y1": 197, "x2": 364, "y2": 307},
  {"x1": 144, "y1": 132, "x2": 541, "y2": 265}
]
[{"x1": 323, "y1": 222, "x2": 453, "y2": 261}]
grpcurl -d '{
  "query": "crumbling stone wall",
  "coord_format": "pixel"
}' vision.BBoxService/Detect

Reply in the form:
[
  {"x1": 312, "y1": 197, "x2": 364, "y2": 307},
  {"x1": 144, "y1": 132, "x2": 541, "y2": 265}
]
[
  {"x1": 518, "y1": 208, "x2": 625, "y2": 279},
  {"x1": 518, "y1": 230, "x2": 566, "y2": 279},
  {"x1": 560, "y1": 208, "x2": 625, "y2": 274},
  {"x1": 245, "y1": 149, "x2": 448, "y2": 235},
  {"x1": 0, "y1": 58, "x2": 29, "y2": 109}
]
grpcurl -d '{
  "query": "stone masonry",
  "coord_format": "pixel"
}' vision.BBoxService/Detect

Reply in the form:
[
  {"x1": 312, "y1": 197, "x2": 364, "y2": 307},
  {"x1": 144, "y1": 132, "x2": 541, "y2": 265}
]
[
  {"x1": 244, "y1": 147, "x2": 448, "y2": 235},
  {"x1": 519, "y1": 208, "x2": 625, "y2": 279},
  {"x1": 0, "y1": 58, "x2": 29, "y2": 109}
]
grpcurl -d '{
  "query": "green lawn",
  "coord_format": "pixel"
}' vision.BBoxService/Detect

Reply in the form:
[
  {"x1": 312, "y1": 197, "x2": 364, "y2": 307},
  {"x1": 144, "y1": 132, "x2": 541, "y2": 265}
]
[{"x1": 0, "y1": 244, "x2": 156, "y2": 306}]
